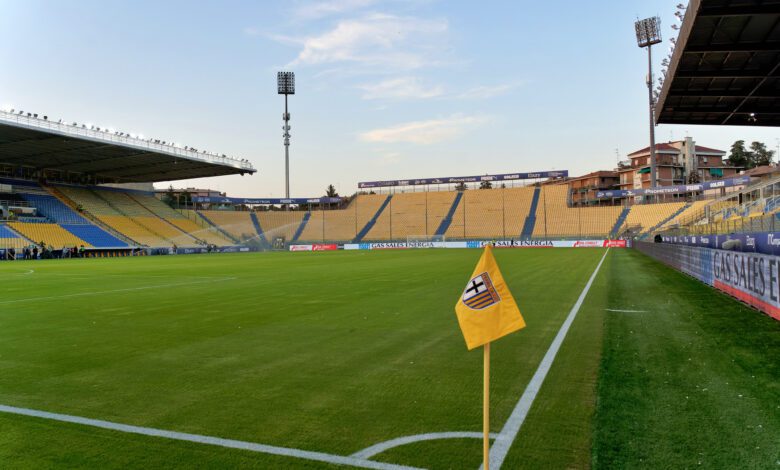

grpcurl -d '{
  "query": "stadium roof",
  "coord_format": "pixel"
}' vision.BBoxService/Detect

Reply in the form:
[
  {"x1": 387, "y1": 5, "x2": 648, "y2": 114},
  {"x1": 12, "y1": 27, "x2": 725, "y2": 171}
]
[
  {"x1": 655, "y1": 0, "x2": 780, "y2": 127},
  {"x1": 0, "y1": 111, "x2": 256, "y2": 183}
]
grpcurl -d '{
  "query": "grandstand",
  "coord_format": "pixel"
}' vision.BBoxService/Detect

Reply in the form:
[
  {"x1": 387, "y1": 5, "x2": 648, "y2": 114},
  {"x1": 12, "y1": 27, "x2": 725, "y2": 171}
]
[
  {"x1": 532, "y1": 186, "x2": 622, "y2": 239},
  {"x1": 0, "y1": 109, "x2": 253, "y2": 253}
]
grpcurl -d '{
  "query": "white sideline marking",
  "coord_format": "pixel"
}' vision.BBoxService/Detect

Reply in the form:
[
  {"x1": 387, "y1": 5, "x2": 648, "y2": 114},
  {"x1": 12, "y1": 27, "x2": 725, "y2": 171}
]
[
  {"x1": 0, "y1": 404, "x2": 421, "y2": 470},
  {"x1": 351, "y1": 432, "x2": 499, "y2": 459},
  {"x1": 0, "y1": 278, "x2": 237, "y2": 305},
  {"x1": 482, "y1": 249, "x2": 610, "y2": 470},
  {"x1": 605, "y1": 308, "x2": 647, "y2": 313}
]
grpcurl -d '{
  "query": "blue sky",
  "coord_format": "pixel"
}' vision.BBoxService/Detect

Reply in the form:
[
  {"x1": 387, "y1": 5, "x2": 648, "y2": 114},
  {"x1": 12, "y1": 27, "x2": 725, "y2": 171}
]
[{"x1": 0, "y1": 0, "x2": 777, "y2": 197}]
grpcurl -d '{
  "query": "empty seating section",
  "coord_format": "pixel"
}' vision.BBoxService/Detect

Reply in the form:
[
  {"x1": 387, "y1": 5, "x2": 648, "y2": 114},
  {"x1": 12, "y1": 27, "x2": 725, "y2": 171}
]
[
  {"x1": 56, "y1": 186, "x2": 206, "y2": 246},
  {"x1": 166, "y1": 218, "x2": 232, "y2": 245},
  {"x1": 620, "y1": 202, "x2": 685, "y2": 234},
  {"x1": 385, "y1": 192, "x2": 429, "y2": 238},
  {"x1": 444, "y1": 188, "x2": 535, "y2": 239},
  {"x1": 658, "y1": 200, "x2": 711, "y2": 230},
  {"x1": 18, "y1": 193, "x2": 87, "y2": 224},
  {"x1": 61, "y1": 224, "x2": 127, "y2": 247},
  {"x1": 129, "y1": 194, "x2": 232, "y2": 245},
  {"x1": 257, "y1": 211, "x2": 306, "y2": 241},
  {"x1": 532, "y1": 186, "x2": 621, "y2": 238},
  {"x1": 503, "y1": 187, "x2": 535, "y2": 235},
  {"x1": 200, "y1": 211, "x2": 258, "y2": 240},
  {"x1": 322, "y1": 210, "x2": 357, "y2": 241},
  {"x1": 10, "y1": 223, "x2": 88, "y2": 248},
  {"x1": 298, "y1": 210, "x2": 327, "y2": 241},
  {"x1": 0, "y1": 224, "x2": 26, "y2": 249}
]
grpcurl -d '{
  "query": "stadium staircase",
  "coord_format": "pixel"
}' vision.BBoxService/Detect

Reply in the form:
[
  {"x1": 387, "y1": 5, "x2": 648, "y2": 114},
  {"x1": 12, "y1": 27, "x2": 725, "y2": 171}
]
[
  {"x1": 520, "y1": 187, "x2": 541, "y2": 239},
  {"x1": 292, "y1": 212, "x2": 311, "y2": 242},
  {"x1": 609, "y1": 206, "x2": 631, "y2": 238},
  {"x1": 353, "y1": 195, "x2": 392, "y2": 242},
  {"x1": 189, "y1": 211, "x2": 240, "y2": 244},
  {"x1": 641, "y1": 203, "x2": 691, "y2": 239},
  {"x1": 47, "y1": 186, "x2": 136, "y2": 246},
  {"x1": 249, "y1": 212, "x2": 270, "y2": 247},
  {"x1": 435, "y1": 191, "x2": 463, "y2": 236}
]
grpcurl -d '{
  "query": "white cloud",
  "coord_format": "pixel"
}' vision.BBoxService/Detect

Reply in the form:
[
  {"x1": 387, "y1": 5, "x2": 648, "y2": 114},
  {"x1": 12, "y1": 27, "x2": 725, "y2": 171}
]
[
  {"x1": 360, "y1": 114, "x2": 488, "y2": 144},
  {"x1": 359, "y1": 76, "x2": 444, "y2": 100},
  {"x1": 293, "y1": 0, "x2": 377, "y2": 20},
  {"x1": 282, "y1": 14, "x2": 448, "y2": 70},
  {"x1": 456, "y1": 83, "x2": 517, "y2": 99}
]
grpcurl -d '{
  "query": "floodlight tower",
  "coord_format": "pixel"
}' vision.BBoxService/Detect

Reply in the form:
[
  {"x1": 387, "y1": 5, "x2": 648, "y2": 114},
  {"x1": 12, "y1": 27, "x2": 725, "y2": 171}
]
[
  {"x1": 635, "y1": 16, "x2": 662, "y2": 189},
  {"x1": 277, "y1": 71, "x2": 295, "y2": 199}
]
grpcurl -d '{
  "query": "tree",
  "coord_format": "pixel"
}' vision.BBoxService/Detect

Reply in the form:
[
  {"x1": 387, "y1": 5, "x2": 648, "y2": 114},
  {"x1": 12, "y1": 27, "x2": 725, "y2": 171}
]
[
  {"x1": 726, "y1": 140, "x2": 750, "y2": 168},
  {"x1": 749, "y1": 141, "x2": 775, "y2": 167},
  {"x1": 479, "y1": 180, "x2": 493, "y2": 189},
  {"x1": 455, "y1": 182, "x2": 467, "y2": 191},
  {"x1": 162, "y1": 185, "x2": 176, "y2": 208},
  {"x1": 325, "y1": 184, "x2": 339, "y2": 197}
]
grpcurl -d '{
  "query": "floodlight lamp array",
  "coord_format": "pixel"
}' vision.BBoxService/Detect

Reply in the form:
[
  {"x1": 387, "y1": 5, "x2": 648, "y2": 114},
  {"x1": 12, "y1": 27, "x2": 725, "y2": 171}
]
[
  {"x1": 635, "y1": 17, "x2": 662, "y2": 48},
  {"x1": 277, "y1": 71, "x2": 295, "y2": 95}
]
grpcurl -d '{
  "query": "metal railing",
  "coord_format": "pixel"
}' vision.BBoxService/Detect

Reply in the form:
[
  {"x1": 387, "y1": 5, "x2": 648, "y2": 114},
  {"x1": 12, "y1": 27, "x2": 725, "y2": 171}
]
[{"x1": 0, "y1": 110, "x2": 255, "y2": 172}]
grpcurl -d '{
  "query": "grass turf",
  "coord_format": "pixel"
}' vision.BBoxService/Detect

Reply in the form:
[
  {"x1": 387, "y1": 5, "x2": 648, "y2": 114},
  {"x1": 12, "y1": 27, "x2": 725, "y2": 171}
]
[
  {"x1": 0, "y1": 248, "x2": 777, "y2": 469},
  {"x1": 0, "y1": 249, "x2": 606, "y2": 469}
]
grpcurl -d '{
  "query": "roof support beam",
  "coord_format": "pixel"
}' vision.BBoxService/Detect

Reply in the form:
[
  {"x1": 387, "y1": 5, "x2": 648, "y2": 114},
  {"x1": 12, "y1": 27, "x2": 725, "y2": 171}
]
[
  {"x1": 698, "y1": 5, "x2": 780, "y2": 17},
  {"x1": 685, "y1": 43, "x2": 780, "y2": 53},
  {"x1": 722, "y1": 60, "x2": 780, "y2": 124}
]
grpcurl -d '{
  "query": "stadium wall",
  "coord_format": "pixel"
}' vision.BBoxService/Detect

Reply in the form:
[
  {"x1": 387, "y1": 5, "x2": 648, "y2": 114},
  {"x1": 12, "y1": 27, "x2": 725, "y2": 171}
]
[{"x1": 635, "y1": 241, "x2": 780, "y2": 321}]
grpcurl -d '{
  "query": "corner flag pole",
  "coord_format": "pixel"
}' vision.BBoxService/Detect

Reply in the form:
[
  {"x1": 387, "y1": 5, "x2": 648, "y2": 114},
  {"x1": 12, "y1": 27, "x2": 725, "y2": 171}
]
[{"x1": 483, "y1": 341, "x2": 491, "y2": 470}]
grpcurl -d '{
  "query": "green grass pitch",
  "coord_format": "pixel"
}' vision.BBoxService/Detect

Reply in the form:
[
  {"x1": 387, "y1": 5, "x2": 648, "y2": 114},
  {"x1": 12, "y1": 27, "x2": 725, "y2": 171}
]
[{"x1": 0, "y1": 249, "x2": 777, "y2": 469}]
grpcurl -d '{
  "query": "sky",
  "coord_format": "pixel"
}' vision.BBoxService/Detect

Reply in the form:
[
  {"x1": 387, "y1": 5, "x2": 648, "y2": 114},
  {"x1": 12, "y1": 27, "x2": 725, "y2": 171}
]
[{"x1": 0, "y1": 0, "x2": 777, "y2": 197}]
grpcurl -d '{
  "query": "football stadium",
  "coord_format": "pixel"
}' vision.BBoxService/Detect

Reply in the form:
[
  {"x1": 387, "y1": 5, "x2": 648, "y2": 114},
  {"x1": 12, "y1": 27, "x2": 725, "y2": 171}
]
[{"x1": 1, "y1": 1, "x2": 779, "y2": 469}]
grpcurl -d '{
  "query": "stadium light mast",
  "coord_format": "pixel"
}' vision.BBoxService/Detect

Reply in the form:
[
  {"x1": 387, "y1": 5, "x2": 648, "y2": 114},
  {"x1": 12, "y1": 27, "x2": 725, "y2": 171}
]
[
  {"x1": 277, "y1": 71, "x2": 295, "y2": 200},
  {"x1": 635, "y1": 16, "x2": 662, "y2": 189}
]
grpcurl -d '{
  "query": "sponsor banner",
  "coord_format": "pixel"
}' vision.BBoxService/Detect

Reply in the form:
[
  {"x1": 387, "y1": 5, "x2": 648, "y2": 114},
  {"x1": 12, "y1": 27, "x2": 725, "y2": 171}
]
[
  {"x1": 343, "y1": 240, "x2": 627, "y2": 250},
  {"x1": 661, "y1": 232, "x2": 780, "y2": 257},
  {"x1": 636, "y1": 242, "x2": 780, "y2": 321},
  {"x1": 312, "y1": 244, "x2": 338, "y2": 251},
  {"x1": 595, "y1": 175, "x2": 751, "y2": 199},
  {"x1": 289, "y1": 244, "x2": 313, "y2": 252},
  {"x1": 358, "y1": 170, "x2": 568, "y2": 189},
  {"x1": 174, "y1": 246, "x2": 247, "y2": 255},
  {"x1": 193, "y1": 196, "x2": 342, "y2": 205}
]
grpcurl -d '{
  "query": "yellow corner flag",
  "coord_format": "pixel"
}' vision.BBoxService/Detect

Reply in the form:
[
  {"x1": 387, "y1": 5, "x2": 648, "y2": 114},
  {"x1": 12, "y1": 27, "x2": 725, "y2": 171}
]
[{"x1": 454, "y1": 244, "x2": 526, "y2": 350}]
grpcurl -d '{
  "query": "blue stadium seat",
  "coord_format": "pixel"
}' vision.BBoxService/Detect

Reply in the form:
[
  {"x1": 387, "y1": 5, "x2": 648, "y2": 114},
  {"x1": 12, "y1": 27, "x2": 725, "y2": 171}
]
[
  {"x1": 19, "y1": 193, "x2": 88, "y2": 224},
  {"x1": 61, "y1": 224, "x2": 128, "y2": 247},
  {"x1": 0, "y1": 224, "x2": 20, "y2": 238}
]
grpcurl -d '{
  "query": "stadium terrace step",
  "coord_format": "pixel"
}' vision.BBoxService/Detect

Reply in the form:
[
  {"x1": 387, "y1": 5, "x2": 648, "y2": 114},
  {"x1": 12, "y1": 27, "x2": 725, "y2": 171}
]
[
  {"x1": 641, "y1": 202, "x2": 691, "y2": 239},
  {"x1": 61, "y1": 224, "x2": 128, "y2": 248},
  {"x1": 292, "y1": 212, "x2": 311, "y2": 242},
  {"x1": 521, "y1": 187, "x2": 541, "y2": 239},
  {"x1": 610, "y1": 206, "x2": 631, "y2": 238},
  {"x1": 435, "y1": 191, "x2": 463, "y2": 236},
  {"x1": 17, "y1": 191, "x2": 88, "y2": 225},
  {"x1": 193, "y1": 211, "x2": 240, "y2": 244},
  {"x1": 353, "y1": 194, "x2": 392, "y2": 242},
  {"x1": 249, "y1": 212, "x2": 269, "y2": 247},
  {"x1": 47, "y1": 186, "x2": 138, "y2": 247}
]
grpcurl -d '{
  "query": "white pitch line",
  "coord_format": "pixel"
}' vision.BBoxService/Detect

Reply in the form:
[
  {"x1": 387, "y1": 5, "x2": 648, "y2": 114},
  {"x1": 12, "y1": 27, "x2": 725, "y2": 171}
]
[
  {"x1": 351, "y1": 432, "x2": 499, "y2": 459},
  {"x1": 0, "y1": 278, "x2": 237, "y2": 305},
  {"x1": 482, "y1": 248, "x2": 610, "y2": 470},
  {"x1": 605, "y1": 308, "x2": 648, "y2": 313},
  {"x1": 0, "y1": 404, "x2": 421, "y2": 470}
]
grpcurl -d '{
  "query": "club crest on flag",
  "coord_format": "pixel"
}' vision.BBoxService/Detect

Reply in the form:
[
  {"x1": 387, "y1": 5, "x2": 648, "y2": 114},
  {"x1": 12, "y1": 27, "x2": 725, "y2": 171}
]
[{"x1": 462, "y1": 272, "x2": 501, "y2": 310}]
